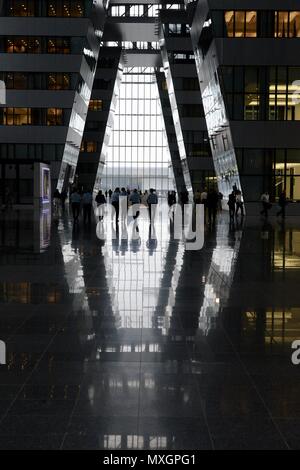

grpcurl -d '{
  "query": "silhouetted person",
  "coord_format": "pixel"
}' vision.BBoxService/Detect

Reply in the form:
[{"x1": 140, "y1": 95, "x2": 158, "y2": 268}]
[
  {"x1": 95, "y1": 190, "x2": 106, "y2": 221},
  {"x1": 129, "y1": 189, "x2": 141, "y2": 219},
  {"x1": 61, "y1": 190, "x2": 67, "y2": 210},
  {"x1": 70, "y1": 189, "x2": 81, "y2": 222},
  {"x1": 277, "y1": 191, "x2": 288, "y2": 219},
  {"x1": 180, "y1": 190, "x2": 189, "y2": 205},
  {"x1": 147, "y1": 188, "x2": 158, "y2": 222},
  {"x1": 194, "y1": 189, "x2": 201, "y2": 204},
  {"x1": 172, "y1": 190, "x2": 177, "y2": 205},
  {"x1": 206, "y1": 188, "x2": 219, "y2": 225},
  {"x1": 120, "y1": 187, "x2": 127, "y2": 197},
  {"x1": 200, "y1": 188, "x2": 208, "y2": 204},
  {"x1": 141, "y1": 191, "x2": 148, "y2": 206},
  {"x1": 260, "y1": 191, "x2": 271, "y2": 217},
  {"x1": 235, "y1": 190, "x2": 244, "y2": 217},
  {"x1": 82, "y1": 189, "x2": 93, "y2": 225},
  {"x1": 228, "y1": 191, "x2": 236, "y2": 220},
  {"x1": 53, "y1": 189, "x2": 61, "y2": 211},
  {"x1": 111, "y1": 187, "x2": 120, "y2": 224}
]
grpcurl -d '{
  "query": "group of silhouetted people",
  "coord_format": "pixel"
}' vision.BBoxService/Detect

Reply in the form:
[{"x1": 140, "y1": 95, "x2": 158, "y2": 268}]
[
  {"x1": 67, "y1": 186, "x2": 160, "y2": 225},
  {"x1": 260, "y1": 191, "x2": 288, "y2": 219},
  {"x1": 192, "y1": 187, "x2": 224, "y2": 225},
  {"x1": 54, "y1": 184, "x2": 291, "y2": 227},
  {"x1": 227, "y1": 186, "x2": 244, "y2": 221},
  {"x1": 102, "y1": 187, "x2": 159, "y2": 224}
]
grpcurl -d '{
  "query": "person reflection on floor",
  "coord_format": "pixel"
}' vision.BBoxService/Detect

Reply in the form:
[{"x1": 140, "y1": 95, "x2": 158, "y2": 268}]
[
  {"x1": 82, "y1": 189, "x2": 93, "y2": 225},
  {"x1": 70, "y1": 189, "x2": 81, "y2": 223},
  {"x1": 206, "y1": 188, "x2": 219, "y2": 226},
  {"x1": 147, "y1": 224, "x2": 157, "y2": 255}
]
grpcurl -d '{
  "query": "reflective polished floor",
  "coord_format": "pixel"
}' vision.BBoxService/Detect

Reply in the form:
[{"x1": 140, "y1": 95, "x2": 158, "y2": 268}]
[{"x1": 1, "y1": 206, "x2": 300, "y2": 449}]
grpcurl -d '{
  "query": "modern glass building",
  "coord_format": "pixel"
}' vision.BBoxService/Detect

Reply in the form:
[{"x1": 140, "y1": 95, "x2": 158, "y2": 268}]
[
  {"x1": 188, "y1": 0, "x2": 300, "y2": 209},
  {"x1": 2, "y1": 0, "x2": 300, "y2": 452}
]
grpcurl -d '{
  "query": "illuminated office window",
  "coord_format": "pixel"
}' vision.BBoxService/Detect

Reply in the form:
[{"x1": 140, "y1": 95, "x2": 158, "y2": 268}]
[
  {"x1": 47, "y1": 1, "x2": 84, "y2": 17},
  {"x1": 47, "y1": 38, "x2": 70, "y2": 54},
  {"x1": 273, "y1": 149, "x2": 300, "y2": 201},
  {"x1": 245, "y1": 11, "x2": 257, "y2": 37},
  {"x1": 269, "y1": 67, "x2": 300, "y2": 121},
  {"x1": 5, "y1": 37, "x2": 41, "y2": 53},
  {"x1": 89, "y1": 99, "x2": 103, "y2": 111},
  {"x1": 47, "y1": 73, "x2": 70, "y2": 90},
  {"x1": 225, "y1": 11, "x2": 257, "y2": 37},
  {"x1": 1, "y1": 282, "x2": 31, "y2": 303},
  {"x1": 222, "y1": 65, "x2": 300, "y2": 121},
  {"x1": 225, "y1": 11, "x2": 234, "y2": 36},
  {"x1": 104, "y1": 68, "x2": 174, "y2": 192},
  {"x1": 47, "y1": 108, "x2": 63, "y2": 126},
  {"x1": 7, "y1": 0, "x2": 35, "y2": 16},
  {"x1": 3, "y1": 108, "x2": 32, "y2": 125},
  {"x1": 5, "y1": 73, "x2": 28, "y2": 89},
  {"x1": 275, "y1": 11, "x2": 300, "y2": 38},
  {"x1": 86, "y1": 141, "x2": 98, "y2": 153},
  {"x1": 289, "y1": 12, "x2": 300, "y2": 37}
]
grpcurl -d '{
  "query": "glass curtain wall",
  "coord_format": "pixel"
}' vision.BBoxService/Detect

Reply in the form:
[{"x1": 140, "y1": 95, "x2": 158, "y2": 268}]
[{"x1": 103, "y1": 67, "x2": 175, "y2": 194}]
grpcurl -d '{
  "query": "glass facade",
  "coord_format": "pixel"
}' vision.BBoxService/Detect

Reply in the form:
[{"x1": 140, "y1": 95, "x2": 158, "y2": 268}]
[
  {"x1": 0, "y1": 107, "x2": 66, "y2": 126},
  {"x1": 221, "y1": 66, "x2": 300, "y2": 121},
  {"x1": 0, "y1": 37, "x2": 84, "y2": 54},
  {"x1": 224, "y1": 11, "x2": 257, "y2": 38},
  {"x1": 236, "y1": 148, "x2": 300, "y2": 202},
  {"x1": 275, "y1": 11, "x2": 300, "y2": 38},
  {"x1": 103, "y1": 68, "x2": 174, "y2": 193},
  {"x1": 212, "y1": 10, "x2": 300, "y2": 38},
  {"x1": 0, "y1": 72, "x2": 73, "y2": 90},
  {"x1": 189, "y1": 1, "x2": 300, "y2": 203},
  {"x1": 4, "y1": 0, "x2": 87, "y2": 17}
]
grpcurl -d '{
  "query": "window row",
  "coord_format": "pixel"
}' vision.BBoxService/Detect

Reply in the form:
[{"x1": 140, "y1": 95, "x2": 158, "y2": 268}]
[
  {"x1": 170, "y1": 52, "x2": 195, "y2": 63},
  {"x1": 109, "y1": 5, "x2": 158, "y2": 18},
  {"x1": 0, "y1": 72, "x2": 73, "y2": 90},
  {"x1": 236, "y1": 148, "x2": 300, "y2": 201},
  {"x1": 88, "y1": 99, "x2": 103, "y2": 111},
  {"x1": 220, "y1": 66, "x2": 300, "y2": 121},
  {"x1": 2, "y1": 0, "x2": 87, "y2": 17},
  {"x1": 110, "y1": 131, "x2": 166, "y2": 147},
  {"x1": 212, "y1": 10, "x2": 300, "y2": 38},
  {"x1": 80, "y1": 141, "x2": 99, "y2": 153},
  {"x1": 113, "y1": 118, "x2": 165, "y2": 132},
  {"x1": 0, "y1": 108, "x2": 68, "y2": 126},
  {"x1": 164, "y1": 24, "x2": 190, "y2": 36},
  {"x1": 0, "y1": 37, "x2": 84, "y2": 54},
  {"x1": 117, "y1": 101, "x2": 163, "y2": 116},
  {"x1": 0, "y1": 143, "x2": 64, "y2": 160}
]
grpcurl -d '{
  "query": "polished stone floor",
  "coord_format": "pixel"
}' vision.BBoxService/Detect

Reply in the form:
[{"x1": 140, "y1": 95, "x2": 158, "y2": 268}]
[{"x1": 1, "y1": 205, "x2": 300, "y2": 450}]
